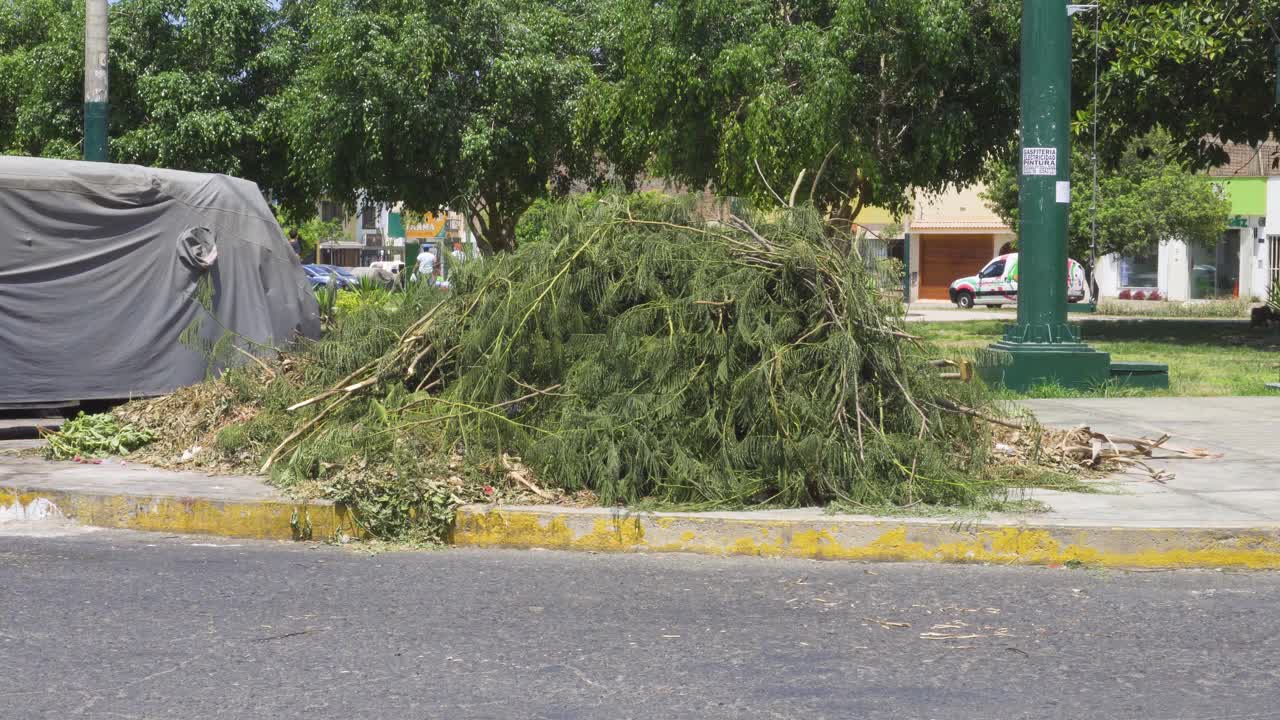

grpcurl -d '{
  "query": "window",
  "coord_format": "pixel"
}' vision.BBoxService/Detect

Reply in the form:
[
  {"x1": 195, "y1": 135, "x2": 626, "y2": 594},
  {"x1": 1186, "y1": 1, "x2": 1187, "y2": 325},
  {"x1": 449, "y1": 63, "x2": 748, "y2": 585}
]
[
  {"x1": 979, "y1": 259, "x2": 1005, "y2": 279},
  {"x1": 1270, "y1": 237, "x2": 1280, "y2": 298},
  {"x1": 1190, "y1": 230, "x2": 1240, "y2": 299},
  {"x1": 319, "y1": 201, "x2": 342, "y2": 224},
  {"x1": 1118, "y1": 253, "x2": 1158, "y2": 288},
  {"x1": 361, "y1": 205, "x2": 377, "y2": 230}
]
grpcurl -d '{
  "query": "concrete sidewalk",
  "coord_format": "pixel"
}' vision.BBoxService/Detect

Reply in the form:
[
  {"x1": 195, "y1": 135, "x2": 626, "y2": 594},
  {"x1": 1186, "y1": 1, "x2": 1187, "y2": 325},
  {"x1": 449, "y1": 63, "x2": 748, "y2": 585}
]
[
  {"x1": 905, "y1": 305, "x2": 1014, "y2": 323},
  {"x1": 2, "y1": 398, "x2": 1278, "y2": 566},
  {"x1": 1020, "y1": 397, "x2": 1280, "y2": 526},
  {"x1": 0, "y1": 454, "x2": 355, "y2": 540}
]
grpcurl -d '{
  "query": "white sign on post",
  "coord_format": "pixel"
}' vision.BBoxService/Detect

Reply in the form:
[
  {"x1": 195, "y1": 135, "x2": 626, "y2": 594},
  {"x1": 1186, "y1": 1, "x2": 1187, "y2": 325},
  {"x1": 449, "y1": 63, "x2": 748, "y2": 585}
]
[
  {"x1": 1022, "y1": 147, "x2": 1057, "y2": 176},
  {"x1": 1055, "y1": 181, "x2": 1071, "y2": 204}
]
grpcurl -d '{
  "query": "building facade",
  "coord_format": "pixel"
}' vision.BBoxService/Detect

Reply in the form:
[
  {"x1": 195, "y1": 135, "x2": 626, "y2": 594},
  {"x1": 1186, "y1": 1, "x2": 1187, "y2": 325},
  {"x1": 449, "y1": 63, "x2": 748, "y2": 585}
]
[
  {"x1": 313, "y1": 199, "x2": 477, "y2": 268},
  {"x1": 403, "y1": 209, "x2": 470, "y2": 277},
  {"x1": 315, "y1": 197, "x2": 396, "y2": 267},
  {"x1": 897, "y1": 142, "x2": 1280, "y2": 304},
  {"x1": 900, "y1": 185, "x2": 1016, "y2": 302},
  {"x1": 1094, "y1": 141, "x2": 1280, "y2": 302}
]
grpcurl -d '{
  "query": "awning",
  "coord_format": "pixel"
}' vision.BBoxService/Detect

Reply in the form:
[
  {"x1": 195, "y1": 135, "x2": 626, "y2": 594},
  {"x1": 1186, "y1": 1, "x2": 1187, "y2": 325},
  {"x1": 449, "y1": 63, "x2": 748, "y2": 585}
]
[{"x1": 907, "y1": 218, "x2": 1011, "y2": 233}]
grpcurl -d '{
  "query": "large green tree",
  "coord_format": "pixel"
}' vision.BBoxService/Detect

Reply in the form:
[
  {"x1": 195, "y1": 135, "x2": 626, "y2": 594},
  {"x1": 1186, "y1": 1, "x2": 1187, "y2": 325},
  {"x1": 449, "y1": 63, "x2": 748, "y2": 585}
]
[
  {"x1": 1081, "y1": 0, "x2": 1280, "y2": 164},
  {"x1": 275, "y1": 0, "x2": 594, "y2": 254},
  {"x1": 112, "y1": 0, "x2": 292, "y2": 182},
  {"x1": 0, "y1": 0, "x2": 292, "y2": 183},
  {"x1": 578, "y1": 0, "x2": 1021, "y2": 224},
  {"x1": 981, "y1": 130, "x2": 1230, "y2": 268},
  {"x1": 0, "y1": 0, "x2": 84, "y2": 158}
]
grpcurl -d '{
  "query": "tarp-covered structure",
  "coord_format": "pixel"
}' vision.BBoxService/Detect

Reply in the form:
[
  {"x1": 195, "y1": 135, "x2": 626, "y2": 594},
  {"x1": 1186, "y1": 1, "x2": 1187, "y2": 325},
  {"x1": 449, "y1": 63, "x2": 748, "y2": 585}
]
[{"x1": 0, "y1": 157, "x2": 320, "y2": 405}]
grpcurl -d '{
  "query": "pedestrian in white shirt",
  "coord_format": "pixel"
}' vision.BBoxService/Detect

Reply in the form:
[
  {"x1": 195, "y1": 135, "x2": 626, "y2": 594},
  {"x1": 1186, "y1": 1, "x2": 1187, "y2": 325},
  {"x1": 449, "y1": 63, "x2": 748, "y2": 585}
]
[{"x1": 413, "y1": 247, "x2": 436, "y2": 282}]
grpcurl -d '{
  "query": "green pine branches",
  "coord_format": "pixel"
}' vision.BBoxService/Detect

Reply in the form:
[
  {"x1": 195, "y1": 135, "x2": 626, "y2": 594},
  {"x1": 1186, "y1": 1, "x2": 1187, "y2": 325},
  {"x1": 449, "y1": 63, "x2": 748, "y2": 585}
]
[
  {"x1": 401, "y1": 195, "x2": 998, "y2": 508},
  {"x1": 135, "y1": 193, "x2": 1008, "y2": 540}
]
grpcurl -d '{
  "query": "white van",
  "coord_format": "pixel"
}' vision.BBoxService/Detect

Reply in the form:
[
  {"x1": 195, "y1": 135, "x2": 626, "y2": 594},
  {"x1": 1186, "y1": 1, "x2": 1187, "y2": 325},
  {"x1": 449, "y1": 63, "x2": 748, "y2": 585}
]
[
  {"x1": 369, "y1": 260, "x2": 405, "y2": 276},
  {"x1": 948, "y1": 253, "x2": 1088, "y2": 308}
]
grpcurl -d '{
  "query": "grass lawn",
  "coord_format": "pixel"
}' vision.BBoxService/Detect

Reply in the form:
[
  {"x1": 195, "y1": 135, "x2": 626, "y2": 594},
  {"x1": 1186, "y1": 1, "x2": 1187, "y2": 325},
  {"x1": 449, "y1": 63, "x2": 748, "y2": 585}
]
[{"x1": 920, "y1": 319, "x2": 1280, "y2": 397}]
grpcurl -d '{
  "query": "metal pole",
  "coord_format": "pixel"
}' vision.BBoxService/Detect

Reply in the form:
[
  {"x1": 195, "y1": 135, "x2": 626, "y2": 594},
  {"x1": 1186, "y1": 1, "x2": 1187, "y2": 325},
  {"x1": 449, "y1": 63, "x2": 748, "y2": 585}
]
[
  {"x1": 1090, "y1": 4, "x2": 1100, "y2": 302},
  {"x1": 978, "y1": 0, "x2": 1132, "y2": 389},
  {"x1": 83, "y1": 0, "x2": 109, "y2": 162},
  {"x1": 902, "y1": 233, "x2": 911, "y2": 305},
  {"x1": 1013, "y1": 0, "x2": 1071, "y2": 339}
]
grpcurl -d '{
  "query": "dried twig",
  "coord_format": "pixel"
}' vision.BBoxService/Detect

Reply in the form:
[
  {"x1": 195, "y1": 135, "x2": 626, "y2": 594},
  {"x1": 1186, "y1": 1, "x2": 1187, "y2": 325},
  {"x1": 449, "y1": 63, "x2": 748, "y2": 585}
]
[
  {"x1": 260, "y1": 395, "x2": 345, "y2": 473},
  {"x1": 502, "y1": 454, "x2": 554, "y2": 500},
  {"x1": 234, "y1": 346, "x2": 276, "y2": 380},
  {"x1": 931, "y1": 399, "x2": 1027, "y2": 430},
  {"x1": 787, "y1": 169, "x2": 807, "y2": 208}
]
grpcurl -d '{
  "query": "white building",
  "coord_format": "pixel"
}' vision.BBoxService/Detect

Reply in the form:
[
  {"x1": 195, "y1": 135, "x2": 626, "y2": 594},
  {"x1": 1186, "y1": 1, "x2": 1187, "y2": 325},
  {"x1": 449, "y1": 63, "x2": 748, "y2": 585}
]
[
  {"x1": 1094, "y1": 141, "x2": 1280, "y2": 302},
  {"x1": 315, "y1": 197, "x2": 398, "y2": 267}
]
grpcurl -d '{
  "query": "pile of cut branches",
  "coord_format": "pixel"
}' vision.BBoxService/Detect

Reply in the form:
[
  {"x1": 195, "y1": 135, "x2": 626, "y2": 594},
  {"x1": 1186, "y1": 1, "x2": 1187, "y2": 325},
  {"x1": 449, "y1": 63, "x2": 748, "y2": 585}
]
[{"x1": 120, "y1": 195, "x2": 1036, "y2": 537}]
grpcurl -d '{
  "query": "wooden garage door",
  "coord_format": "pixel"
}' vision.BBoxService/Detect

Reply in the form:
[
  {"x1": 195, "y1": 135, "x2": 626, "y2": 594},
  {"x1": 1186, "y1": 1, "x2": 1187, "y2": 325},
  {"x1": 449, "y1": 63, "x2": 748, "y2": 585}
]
[{"x1": 919, "y1": 235, "x2": 995, "y2": 300}]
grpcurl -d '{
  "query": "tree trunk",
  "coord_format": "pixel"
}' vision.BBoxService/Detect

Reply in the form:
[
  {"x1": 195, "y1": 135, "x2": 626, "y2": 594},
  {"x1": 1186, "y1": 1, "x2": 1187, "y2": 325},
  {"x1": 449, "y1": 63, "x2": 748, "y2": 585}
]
[
  {"x1": 822, "y1": 176, "x2": 869, "y2": 255},
  {"x1": 464, "y1": 193, "x2": 519, "y2": 255},
  {"x1": 485, "y1": 218, "x2": 517, "y2": 254}
]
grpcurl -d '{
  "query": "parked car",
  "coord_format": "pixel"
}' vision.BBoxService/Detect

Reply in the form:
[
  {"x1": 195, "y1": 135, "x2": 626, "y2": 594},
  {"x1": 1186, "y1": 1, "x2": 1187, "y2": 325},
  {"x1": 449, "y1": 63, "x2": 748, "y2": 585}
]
[
  {"x1": 300, "y1": 264, "x2": 327, "y2": 288},
  {"x1": 320, "y1": 265, "x2": 360, "y2": 287},
  {"x1": 948, "y1": 253, "x2": 1087, "y2": 309},
  {"x1": 302, "y1": 264, "x2": 353, "y2": 289}
]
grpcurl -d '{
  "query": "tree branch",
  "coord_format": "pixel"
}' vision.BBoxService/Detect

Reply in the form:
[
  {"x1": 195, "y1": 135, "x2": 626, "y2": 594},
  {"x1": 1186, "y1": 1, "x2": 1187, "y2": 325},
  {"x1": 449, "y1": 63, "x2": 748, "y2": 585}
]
[
  {"x1": 463, "y1": 196, "x2": 492, "y2": 255},
  {"x1": 754, "y1": 158, "x2": 788, "y2": 207},
  {"x1": 809, "y1": 144, "x2": 838, "y2": 204}
]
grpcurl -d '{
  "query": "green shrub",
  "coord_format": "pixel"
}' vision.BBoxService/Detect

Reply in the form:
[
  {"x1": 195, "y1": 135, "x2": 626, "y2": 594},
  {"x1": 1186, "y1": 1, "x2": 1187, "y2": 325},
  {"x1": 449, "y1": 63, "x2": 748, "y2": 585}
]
[
  {"x1": 1096, "y1": 298, "x2": 1252, "y2": 318},
  {"x1": 44, "y1": 413, "x2": 156, "y2": 460}
]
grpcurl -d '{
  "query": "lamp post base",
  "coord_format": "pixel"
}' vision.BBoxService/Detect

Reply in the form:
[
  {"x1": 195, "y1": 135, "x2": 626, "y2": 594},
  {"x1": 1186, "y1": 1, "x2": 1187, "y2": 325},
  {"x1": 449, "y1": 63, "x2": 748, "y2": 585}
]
[{"x1": 978, "y1": 341, "x2": 1112, "y2": 392}]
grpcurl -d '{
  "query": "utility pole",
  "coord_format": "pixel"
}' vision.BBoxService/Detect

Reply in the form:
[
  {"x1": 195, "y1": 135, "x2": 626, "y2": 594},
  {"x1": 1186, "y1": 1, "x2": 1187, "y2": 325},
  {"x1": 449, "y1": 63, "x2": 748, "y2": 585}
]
[
  {"x1": 979, "y1": 0, "x2": 1122, "y2": 390},
  {"x1": 83, "y1": 0, "x2": 109, "y2": 162}
]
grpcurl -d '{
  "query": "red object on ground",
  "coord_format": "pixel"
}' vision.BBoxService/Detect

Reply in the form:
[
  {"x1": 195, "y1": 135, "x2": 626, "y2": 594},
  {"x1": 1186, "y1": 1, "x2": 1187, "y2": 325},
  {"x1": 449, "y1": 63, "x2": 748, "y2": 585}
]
[
  {"x1": 1148, "y1": 290, "x2": 1162, "y2": 301},
  {"x1": 482, "y1": 485, "x2": 495, "y2": 497},
  {"x1": 1118, "y1": 289, "x2": 1132, "y2": 299},
  {"x1": 1132, "y1": 290, "x2": 1147, "y2": 300}
]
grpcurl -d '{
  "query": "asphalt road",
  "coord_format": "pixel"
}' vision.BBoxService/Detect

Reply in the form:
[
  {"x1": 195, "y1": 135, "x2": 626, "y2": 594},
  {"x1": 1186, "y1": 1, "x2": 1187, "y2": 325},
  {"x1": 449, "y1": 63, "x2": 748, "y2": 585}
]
[{"x1": 2, "y1": 528, "x2": 1279, "y2": 720}]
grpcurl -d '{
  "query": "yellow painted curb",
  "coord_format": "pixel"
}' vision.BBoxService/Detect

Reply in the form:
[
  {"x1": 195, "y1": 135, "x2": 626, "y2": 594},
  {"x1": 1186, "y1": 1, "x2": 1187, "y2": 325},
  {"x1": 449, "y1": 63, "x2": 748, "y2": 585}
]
[
  {"x1": 0, "y1": 487, "x2": 358, "y2": 541},
  {"x1": 453, "y1": 506, "x2": 1280, "y2": 570}
]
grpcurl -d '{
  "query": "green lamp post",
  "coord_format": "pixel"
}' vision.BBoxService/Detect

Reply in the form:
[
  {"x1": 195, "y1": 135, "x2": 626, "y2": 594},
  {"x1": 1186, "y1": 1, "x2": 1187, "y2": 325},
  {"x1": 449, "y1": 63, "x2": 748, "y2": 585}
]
[
  {"x1": 979, "y1": 0, "x2": 1116, "y2": 390},
  {"x1": 83, "y1": 0, "x2": 109, "y2": 162}
]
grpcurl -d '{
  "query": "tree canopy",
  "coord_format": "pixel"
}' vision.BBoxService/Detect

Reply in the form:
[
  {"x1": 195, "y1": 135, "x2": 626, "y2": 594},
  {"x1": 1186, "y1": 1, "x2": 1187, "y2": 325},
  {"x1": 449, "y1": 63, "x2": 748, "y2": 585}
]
[
  {"x1": 0, "y1": 0, "x2": 290, "y2": 181},
  {"x1": 273, "y1": 0, "x2": 594, "y2": 253},
  {"x1": 981, "y1": 130, "x2": 1230, "y2": 263},
  {"x1": 579, "y1": 0, "x2": 1021, "y2": 224},
  {"x1": 3, "y1": 0, "x2": 1266, "y2": 253},
  {"x1": 1083, "y1": 0, "x2": 1280, "y2": 165},
  {"x1": 1, "y1": 0, "x2": 88, "y2": 159}
]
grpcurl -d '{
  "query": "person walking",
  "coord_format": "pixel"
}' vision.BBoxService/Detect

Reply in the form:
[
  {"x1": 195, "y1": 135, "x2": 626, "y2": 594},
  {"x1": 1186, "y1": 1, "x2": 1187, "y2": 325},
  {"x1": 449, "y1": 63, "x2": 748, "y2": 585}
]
[{"x1": 413, "y1": 245, "x2": 436, "y2": 282}]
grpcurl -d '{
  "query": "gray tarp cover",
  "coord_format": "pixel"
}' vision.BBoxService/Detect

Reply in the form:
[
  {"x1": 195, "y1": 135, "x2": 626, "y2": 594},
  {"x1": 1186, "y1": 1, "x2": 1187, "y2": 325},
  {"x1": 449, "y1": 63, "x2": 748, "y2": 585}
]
[{"x1": 0, "y1": 157, "x2": 321, "y2": 404}]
